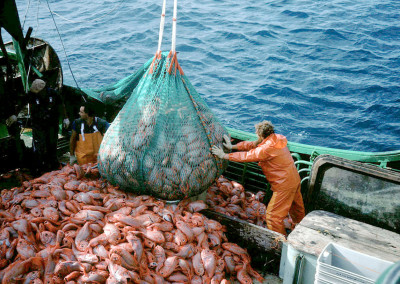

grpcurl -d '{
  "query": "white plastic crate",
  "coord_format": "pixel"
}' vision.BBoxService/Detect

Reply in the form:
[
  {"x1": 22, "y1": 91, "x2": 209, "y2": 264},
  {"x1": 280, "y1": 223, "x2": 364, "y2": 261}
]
[{"x1": 315, "y1": 242, "x2": 394, "y2": 284}]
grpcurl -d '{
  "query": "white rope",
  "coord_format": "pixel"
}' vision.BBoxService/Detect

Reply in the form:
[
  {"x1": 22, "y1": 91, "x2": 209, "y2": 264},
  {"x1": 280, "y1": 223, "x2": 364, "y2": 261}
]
[
  {"x1": 171, "y1": 0, "x2": 177, "y2": 54},
  {"x1": 156, "y1": 0, "x2": 167, "y2": 53}
]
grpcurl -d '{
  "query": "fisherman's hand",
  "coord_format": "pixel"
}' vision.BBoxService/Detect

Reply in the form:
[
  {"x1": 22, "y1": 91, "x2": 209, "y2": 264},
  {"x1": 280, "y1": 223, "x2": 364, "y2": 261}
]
[
  {"x1": 212, "y1": 145, "x2": 227, "y2": 159},
  {"x1": 6, "y1": 115, "x2": 17, "y2": 127},
  {"x1": 63, "y1": 118, "x2": 70, "y2": 129},
  {"x1": 223, "y1": 134, "x2": 233, "y2": 150},
  {"x1": 69, "y1": 155, "x2": 77, "y2": 165}
]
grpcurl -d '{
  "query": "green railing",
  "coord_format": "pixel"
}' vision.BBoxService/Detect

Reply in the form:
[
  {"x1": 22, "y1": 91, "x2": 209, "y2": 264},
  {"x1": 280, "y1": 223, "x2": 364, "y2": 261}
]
[
  {"x1": 226, "y1": 127, "x2": 400, "y2": 188},
  {"x1": 227, "y1": 127, "x2": 400, "y2": 165}
]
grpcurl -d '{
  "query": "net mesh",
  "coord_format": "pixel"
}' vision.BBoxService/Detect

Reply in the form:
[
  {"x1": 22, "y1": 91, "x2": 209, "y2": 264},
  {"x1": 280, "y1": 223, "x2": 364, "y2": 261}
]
[
  {"x1": 81, "y1": 57, "x2": 153, "y2": 109},
  {"x1": 89, "y1": 52, "x2": 228, "y2": 200}
]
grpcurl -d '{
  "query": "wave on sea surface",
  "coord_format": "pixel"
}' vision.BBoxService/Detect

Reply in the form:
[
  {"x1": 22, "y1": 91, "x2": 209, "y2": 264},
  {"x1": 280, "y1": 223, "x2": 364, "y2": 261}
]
[{"x1": 14, "y1": 0, "x2": 400, "y2": 151}]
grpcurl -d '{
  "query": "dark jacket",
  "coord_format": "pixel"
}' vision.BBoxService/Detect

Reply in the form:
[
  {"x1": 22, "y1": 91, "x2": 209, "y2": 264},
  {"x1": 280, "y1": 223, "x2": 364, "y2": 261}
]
[{"x1": 29, "y1": 88, "x2": 62, "y2": 128}]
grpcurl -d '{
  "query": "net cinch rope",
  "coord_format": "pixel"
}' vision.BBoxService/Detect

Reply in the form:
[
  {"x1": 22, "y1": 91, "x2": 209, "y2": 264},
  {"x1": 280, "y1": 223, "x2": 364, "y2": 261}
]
[{"x1": 91, "y1": 0, "x2": 229, "y2": 200}]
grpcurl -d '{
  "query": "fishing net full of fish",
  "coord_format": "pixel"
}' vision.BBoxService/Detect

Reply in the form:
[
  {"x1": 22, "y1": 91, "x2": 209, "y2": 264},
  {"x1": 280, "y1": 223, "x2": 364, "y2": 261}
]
[{"x1": 96, "y1": 0, "x2": 229, "y2": 200}]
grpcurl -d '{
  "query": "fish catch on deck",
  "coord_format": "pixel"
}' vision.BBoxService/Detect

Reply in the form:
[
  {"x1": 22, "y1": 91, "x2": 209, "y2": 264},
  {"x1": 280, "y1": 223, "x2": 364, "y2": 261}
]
[{"x1": 0, "y1": 163, "x2": 264, "y2": 283}]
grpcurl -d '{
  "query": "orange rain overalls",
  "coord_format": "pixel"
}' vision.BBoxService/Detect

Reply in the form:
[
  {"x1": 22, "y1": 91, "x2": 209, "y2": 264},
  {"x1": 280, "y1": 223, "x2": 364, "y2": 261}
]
[
  {"x1": 75, "y1": 119, "x2": 104, "y2": 165},
  {"x1": 228, "y1": 133, "x2": 305, "y2": 235}
]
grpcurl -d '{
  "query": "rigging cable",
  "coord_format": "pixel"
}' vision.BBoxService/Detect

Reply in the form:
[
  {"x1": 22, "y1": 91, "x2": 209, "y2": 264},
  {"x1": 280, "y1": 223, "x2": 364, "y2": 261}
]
[
  {"x1": 42, "y1": 0, "x2": 126, "y2": 24},
  {"x1": 21, "y1": 0, "x2": 32, "y2": 29},
  {"x1": 24, "y1": 0, "x2": 42, "y2": 128},
  {"x1": 44, "y1": 0, "x2": 82, "y2": 95},
  {"x1": 26, "y1": 0, "x2": 42, "y2": 87}
]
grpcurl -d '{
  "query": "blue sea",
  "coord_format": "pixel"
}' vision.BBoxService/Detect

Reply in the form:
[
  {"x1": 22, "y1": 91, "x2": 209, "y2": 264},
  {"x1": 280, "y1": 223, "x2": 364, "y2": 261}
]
[{"x1": 14, "y1": 0, "x2": 400, "y2": 152}]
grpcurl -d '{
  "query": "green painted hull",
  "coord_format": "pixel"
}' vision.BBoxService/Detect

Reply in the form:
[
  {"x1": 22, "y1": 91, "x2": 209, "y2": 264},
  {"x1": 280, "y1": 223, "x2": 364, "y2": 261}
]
[{"x1": 2, "y1": 115, "x2": 399, "y2": 168}]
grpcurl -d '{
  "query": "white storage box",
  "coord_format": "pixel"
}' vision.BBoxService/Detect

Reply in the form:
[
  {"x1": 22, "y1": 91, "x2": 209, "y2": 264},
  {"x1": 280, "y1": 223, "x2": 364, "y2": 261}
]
[{"x1": 315, "y1": 243, "x2": 394, "y2": 284}]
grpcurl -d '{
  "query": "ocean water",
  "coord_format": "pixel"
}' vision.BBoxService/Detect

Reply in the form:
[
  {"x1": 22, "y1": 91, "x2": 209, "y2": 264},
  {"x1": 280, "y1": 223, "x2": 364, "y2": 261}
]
[{"x1": 14, "y1": 0, "x2": 400, "y2": 152}]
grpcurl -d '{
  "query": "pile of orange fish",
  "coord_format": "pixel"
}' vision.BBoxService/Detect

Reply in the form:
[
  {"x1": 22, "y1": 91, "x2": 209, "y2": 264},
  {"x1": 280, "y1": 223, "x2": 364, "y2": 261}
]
[
  {"x1": 206, "y1": 176, "x2": 268, "y2": 228},
  {"x1": 0, "y1": 164, "x2": 264, "y2": 283}
]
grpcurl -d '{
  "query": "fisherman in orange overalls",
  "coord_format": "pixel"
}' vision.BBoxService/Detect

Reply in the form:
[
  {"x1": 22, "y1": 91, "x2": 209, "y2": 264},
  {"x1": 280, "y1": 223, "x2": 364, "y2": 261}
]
[
  {"x1": 212, "y1": 121, "x2": 305, "y2": 235},
  {"x1": 69, "y1": 102, "x2": 109, "y2": 165}
]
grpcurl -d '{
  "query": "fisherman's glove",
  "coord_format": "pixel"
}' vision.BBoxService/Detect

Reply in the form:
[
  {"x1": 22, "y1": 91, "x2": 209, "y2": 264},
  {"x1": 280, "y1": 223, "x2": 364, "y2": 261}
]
[
  {"x1": 69, "y1": 155, "x2": 77, "y2": 165},
  {"x1": 223, "y1": 134, "x2": 233, "y2": 150},
  {"x1": 63, "y1": 118, "x2": 70, "y2": 129},
  {"x1": 212, "y1": 145, "x2": 227, "y2": 159},
  {"x1": 6, "y1": 115, "x2": 17, "y2": 127}
]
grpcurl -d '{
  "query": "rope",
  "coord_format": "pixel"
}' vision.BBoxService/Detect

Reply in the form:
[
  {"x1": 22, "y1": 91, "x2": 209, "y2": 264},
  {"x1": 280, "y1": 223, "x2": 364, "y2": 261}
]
[
  {"x1": 34, "y1": 0, "x2": 41, "y2": 40},
  {"x1": 23, "y1": 0, "x2": 42, "y2": 129},
  {"x1": 180, "y1": 76, "x2": 223, "y2": 172},
  {"x1": 26, "y1": 0, "x2": 42, "y2": 89},
  {"x1": 44, "y1": 0, "x2": 83, "y2": 98},
  {"x1": 21, "y1": 0, "x2": 32, "y2": 29},
  {"x1": 150, "y1": 0, "x2": 167, "y2": 73},
  {"x1": 156, "y1": 0, "x2": 167, "y2": 53},
  {"x1": 171, "y1": 0, "x2": 178, "y2": 54},
  {"x1": 24, "y1": 0, "x2": 39, "y2": 94},
  {"x1": 42, "y1": 0, "x2": 126, "y2": 24}
]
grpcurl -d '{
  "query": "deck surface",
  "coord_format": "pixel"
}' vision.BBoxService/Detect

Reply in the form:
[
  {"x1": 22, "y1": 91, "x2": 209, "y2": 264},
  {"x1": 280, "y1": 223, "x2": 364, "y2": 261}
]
[{"x1": 288, "y1": 210, "x2": 400, "y2": 262}]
